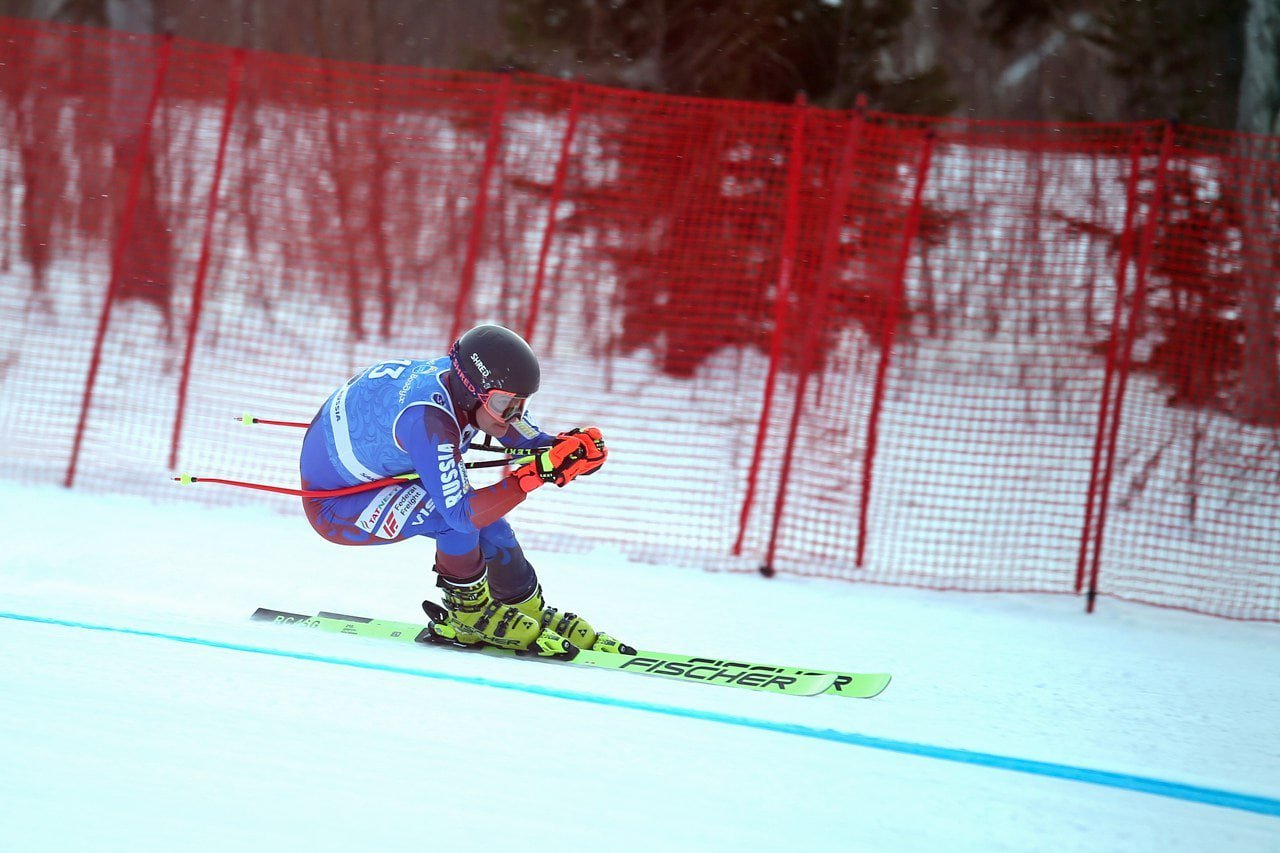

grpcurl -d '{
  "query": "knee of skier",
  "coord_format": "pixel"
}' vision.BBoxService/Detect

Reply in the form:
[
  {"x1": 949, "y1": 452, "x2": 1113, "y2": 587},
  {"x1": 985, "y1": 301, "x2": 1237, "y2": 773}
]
[{"x1": 477, "y1": 517, "x2": 518, "y2": 550}]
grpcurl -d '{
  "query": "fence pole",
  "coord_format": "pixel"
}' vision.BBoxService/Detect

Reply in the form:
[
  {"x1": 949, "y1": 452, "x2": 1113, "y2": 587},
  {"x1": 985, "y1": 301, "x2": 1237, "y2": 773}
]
[
  {"x1": 856, "y1": 129, "x2": 936, "y2": 567},
  {"x1": 761, "y1": 101, "x2": 866, "y2": 575},
  {"x1": 167, "y1": 49, "x2": 245, "y2": 471},
  {"x1": 450, "y1": 72, "x2": 512, "y2": 343},
  {"x1": 523, "y1": 82, "x2": 581, "y2": 343},
  {"x1": 64, "y1": 33, "x2": 172, "y2": 488},
  {"x1": 1076, "y1": 128, "x2": 1147, "y2": 593},
  {"x1": 732, "y1": 92, "x2": 808, "y2": 562},
  {"x1": 1085, "y1": 119, "x2": 1176, "y2": 612}
]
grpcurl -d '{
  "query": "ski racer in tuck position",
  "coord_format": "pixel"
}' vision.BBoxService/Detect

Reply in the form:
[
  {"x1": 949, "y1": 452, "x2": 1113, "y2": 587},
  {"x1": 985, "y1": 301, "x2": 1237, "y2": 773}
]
[{"x1": 298, "y1": 323, "x2": 623, "y2": 657}]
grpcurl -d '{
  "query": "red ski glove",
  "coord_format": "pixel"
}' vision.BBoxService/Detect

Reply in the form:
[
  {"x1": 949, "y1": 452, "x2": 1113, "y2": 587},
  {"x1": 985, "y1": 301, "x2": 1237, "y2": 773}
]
[{"x1": 511, "y1": 427, "x2": 607, "y2": 492}]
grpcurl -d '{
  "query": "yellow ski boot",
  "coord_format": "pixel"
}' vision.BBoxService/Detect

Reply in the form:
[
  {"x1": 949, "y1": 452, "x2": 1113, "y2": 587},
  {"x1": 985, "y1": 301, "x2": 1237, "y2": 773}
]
[
  {"x1": 508, "y1": 584, "x2": 633, "y2": 654},
  {"x1": 431, "y1": 573, "x2": 571, "y2": 657}
]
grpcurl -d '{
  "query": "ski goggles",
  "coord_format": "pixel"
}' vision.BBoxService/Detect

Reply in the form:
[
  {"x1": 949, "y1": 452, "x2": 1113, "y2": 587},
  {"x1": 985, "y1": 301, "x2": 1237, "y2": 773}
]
[{"x1": 478, "y1": 388, "x2": 528, "y2": 424}]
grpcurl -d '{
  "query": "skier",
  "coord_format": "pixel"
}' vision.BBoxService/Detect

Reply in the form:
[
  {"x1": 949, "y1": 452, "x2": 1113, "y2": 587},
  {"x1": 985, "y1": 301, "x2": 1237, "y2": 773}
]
[{"x1": 298, "y1": 323, "x2": 623, "y2": 657}]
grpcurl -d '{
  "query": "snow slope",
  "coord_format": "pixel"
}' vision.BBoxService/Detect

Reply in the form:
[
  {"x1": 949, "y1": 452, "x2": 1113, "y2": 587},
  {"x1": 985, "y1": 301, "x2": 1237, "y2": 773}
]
[{"x1": 1, "y1": 481, "x2": 1278, "y2": 851}]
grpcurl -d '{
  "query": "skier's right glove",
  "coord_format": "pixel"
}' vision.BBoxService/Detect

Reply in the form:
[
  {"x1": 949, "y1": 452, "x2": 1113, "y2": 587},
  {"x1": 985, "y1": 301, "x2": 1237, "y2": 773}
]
[
  {"x1": 560, "y1": 427, "x2": 606, "y2": 476},
  {"x1": 511, "y1": 428, "x2": 608, "y2": 492}
]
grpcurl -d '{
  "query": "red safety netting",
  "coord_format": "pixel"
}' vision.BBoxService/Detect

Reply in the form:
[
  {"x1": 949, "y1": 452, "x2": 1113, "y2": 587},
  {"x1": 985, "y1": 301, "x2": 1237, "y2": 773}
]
[{"x1": 0, "y1": 19, "x2": 1276, "y2": 621}]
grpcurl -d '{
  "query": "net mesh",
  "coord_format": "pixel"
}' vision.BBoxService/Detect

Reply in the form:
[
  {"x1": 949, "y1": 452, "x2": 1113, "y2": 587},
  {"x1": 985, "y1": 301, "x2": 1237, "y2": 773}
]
[{"x1": 0, "y1": 19, "x2": 1276, "y2": 621}]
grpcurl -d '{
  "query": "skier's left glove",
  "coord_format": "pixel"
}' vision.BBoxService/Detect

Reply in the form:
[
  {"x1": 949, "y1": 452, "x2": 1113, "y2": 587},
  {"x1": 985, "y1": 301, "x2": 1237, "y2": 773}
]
[{"x1": 511, "y1": 427, "x2": 607, "y2": 492}]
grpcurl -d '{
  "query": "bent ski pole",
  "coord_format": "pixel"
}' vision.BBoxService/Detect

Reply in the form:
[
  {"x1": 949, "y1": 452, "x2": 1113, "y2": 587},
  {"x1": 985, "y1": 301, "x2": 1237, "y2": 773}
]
[
  {"x1": 174, "y1": 452, "x2": 537, "y2": 498},
  {"x1": 172, "y1": 473, "x2": 419, "y2": 498}
]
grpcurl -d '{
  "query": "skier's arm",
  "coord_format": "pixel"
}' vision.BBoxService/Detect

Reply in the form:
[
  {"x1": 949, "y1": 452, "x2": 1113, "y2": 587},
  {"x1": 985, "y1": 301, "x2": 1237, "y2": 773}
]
[
  {"x1": 466, "y1": 426, "x2": 609, "y2": 527},
  {"x1": 494, "y1": 410, "x2": 608, "y2": 494},
  {"x1": 396, "y1": 405, "x2": 531, "y2": 531}
]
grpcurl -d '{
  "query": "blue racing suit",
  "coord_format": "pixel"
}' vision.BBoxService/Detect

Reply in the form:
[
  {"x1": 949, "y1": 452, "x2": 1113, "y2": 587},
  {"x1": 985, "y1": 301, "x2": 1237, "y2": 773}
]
[{"x1": 299, "y1": 355, "x2": 555, "y2": 599}]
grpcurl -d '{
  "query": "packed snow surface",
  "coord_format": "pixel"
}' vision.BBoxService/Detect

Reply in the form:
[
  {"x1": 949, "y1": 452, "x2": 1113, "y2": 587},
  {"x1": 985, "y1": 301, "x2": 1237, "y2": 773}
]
[{"x1": 1, "y1": 482, "x2": 1277, "y2": 851}]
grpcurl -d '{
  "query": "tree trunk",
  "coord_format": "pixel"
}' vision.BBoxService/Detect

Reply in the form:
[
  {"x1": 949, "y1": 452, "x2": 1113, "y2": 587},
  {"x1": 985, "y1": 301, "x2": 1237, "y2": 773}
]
[{"x1": 1235, "y1": 0, "x2": 1280, "y2": 425}]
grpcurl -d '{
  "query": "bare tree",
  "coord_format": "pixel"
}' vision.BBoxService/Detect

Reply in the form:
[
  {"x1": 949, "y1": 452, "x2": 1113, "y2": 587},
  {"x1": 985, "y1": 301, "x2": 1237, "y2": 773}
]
[{"x1": 1235, "y1": 0, "x2": 1280, "y2": 425}]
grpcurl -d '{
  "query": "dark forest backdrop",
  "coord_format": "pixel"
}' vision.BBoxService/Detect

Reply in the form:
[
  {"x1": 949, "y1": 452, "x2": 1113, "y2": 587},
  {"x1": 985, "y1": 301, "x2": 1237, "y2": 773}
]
[{"x1": 1, "y1": 0, "x2": 1267, "y2": 131}]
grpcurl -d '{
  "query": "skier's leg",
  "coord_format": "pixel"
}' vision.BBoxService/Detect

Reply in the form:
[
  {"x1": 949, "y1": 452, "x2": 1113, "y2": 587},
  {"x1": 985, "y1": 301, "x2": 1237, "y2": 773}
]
[
  {"x1": 301, "y1": 486, "x2": 565, "y2": 654},
  {"x1": 476, "y1": 517, "x2": 536, "y2": 601},
  {"x1": 432, "y1": 529, "x2": 485, "y2": 580},
  {"x1": 478, "y1": 519, "x2": 630, "y2": 653},
  {"x1": 429, "y1": 527, "x2": 569, "y2": 656}
]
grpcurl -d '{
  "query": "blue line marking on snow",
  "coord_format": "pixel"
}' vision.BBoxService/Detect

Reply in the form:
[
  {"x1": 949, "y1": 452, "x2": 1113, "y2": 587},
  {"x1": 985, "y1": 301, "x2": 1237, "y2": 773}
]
[{"x1": 4, "y1": 608, "x2": 1279, "y2": 818}]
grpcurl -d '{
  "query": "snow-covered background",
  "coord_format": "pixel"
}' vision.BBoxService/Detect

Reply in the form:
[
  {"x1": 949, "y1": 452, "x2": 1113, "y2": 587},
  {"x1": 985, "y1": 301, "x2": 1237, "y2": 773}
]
[{"x1": 2, "y1": 480, "x2": 1277, "y2": 851}]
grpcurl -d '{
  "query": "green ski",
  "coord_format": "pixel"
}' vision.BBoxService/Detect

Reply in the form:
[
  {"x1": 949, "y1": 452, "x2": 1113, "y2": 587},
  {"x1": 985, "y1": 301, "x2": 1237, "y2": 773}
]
[{"x1": 251, "y1": 608, "x2": 888, "y2": 698}]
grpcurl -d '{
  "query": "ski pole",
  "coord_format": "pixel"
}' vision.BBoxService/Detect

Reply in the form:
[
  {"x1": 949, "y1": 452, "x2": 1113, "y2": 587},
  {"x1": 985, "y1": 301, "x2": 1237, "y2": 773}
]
[
  {"x1": 172, "y1": 472, "x2": 420, "y2": 498},
  {"x1": 238, "y1": 414, "x2": 527, "y2": 457},
  {"x1": 237, "y1": 414, "x2": 311, "y2": 429},
  {"x1": 174, "y1": 452, "x2": 537, "y2": 498}
]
